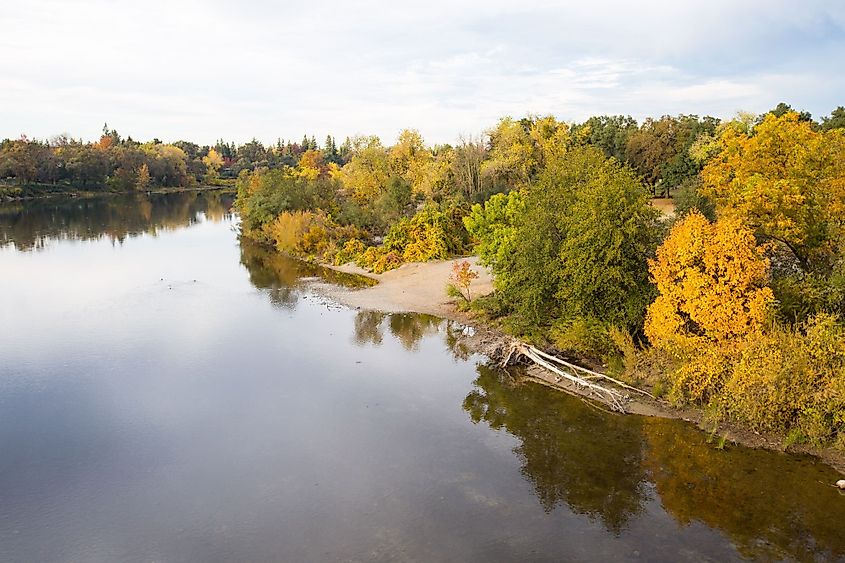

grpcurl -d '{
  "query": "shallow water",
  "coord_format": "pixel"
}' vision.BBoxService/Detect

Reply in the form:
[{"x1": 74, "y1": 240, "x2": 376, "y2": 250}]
[{"x1": 1, "y1": 192, "x2": 843, "y2": 562}]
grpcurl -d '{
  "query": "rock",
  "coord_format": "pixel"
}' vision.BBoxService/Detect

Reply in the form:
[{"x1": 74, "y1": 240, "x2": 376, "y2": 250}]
[
  {"x1": 837, "y1": 479, "x2": 845, "y2": 490},
  {"x1": 462, "y1": 326, "x2": 476, "y2": 337}
]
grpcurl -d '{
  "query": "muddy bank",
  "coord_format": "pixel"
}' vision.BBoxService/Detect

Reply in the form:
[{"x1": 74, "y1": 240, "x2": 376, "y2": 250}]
[{"x1": 320, "y1": 258, "x2": 845, "y2": 476}]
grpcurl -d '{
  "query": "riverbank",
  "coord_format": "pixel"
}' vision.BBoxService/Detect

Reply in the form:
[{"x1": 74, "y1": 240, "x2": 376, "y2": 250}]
[
  {"x1": 0, "y1": 183, "x2": 233, "y2": 202},
  {"x1": 322, "y1": 257, "x2": 845, "y2": 476}
]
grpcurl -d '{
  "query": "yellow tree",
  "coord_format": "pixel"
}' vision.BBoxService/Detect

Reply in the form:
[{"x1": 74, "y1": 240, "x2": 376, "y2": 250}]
[
  {"x1": 202, "y1": 148, "x2": 224, "y2": 181},
  {"x1": 481, "y1": 117, "x2": 537, "y2": 187},
  {"x1": 135, "y1": 163, "x2": 151, "y2": 190},
  {"x1": 388, "y1": 129, "x2": 432, "y2": 194},
  {"x1": 646, "y1": 211, "x2": 774, "y2": 350},
  {"x1": 645, "y1": 212, "x2": 774, "y2": 401},
  {"x1": 337, "y1": 136, "x2": 389, "y2": 203},
  {"x1": 297, "y1": 149, "x2": 324, "y2": 181},
  {"x1": 700, "y1": 112, "x2": 845, "y2": 273}
]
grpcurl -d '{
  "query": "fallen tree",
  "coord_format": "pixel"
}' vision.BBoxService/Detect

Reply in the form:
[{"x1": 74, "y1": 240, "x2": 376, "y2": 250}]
[{"x1": 503, "y1": 342, "x2": 654, "y2": 413}]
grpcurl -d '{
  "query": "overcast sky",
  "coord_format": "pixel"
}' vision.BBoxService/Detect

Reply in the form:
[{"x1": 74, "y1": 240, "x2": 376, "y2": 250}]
[{"x1": 2, "y1": 0, "x2": 844, "y2": 146}]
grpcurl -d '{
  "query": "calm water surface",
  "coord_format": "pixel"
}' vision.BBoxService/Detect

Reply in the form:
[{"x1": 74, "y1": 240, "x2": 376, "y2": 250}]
[{"x1": 1, "y1": 192, "x2": 843, "y2": 562}]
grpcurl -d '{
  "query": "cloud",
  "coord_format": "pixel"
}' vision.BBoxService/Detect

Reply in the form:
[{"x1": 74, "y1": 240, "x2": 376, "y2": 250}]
[{"x1": 0, "y1": 0, "x2": 843, "y2": 145}]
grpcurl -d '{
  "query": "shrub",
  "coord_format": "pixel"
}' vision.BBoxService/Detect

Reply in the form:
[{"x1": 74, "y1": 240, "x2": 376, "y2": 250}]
[
  {"x1": 357, "y1": 203, "x2": 470, "y2": 273},
  {"x1": 449, "y1": 260, "x2": 479, "y2": 302},
  {"x1": 550, "y1": 317, "x2": 615, "y2": 361},
  {"x1": 333, "y1": 238, "x2": 367, "y2": 266}
]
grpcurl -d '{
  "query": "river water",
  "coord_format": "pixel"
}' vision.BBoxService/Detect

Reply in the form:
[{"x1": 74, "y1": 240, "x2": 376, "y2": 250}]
[{"x1": 0, "y1": 192, "x2": 843, "y2": 562}]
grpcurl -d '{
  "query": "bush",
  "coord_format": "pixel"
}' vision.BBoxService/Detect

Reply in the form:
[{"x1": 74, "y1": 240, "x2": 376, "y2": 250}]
[
  {"x1": 333, "y1": 238, "x2": 367, "y2": 266},
  {"x1": 550, "y1": 317, "x2": 616, "y2": 361},
  {"x1": 355, "y1": 203, "x2": 470, "y2": 273}
]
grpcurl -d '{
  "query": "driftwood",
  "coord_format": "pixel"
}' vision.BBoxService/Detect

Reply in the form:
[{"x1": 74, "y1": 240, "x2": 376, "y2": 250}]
[{"x1": 503, "y1": 342, "x2": 654, "y2": 413}]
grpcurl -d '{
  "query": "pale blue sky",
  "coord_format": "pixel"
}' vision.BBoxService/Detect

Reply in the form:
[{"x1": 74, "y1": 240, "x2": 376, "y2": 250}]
[{"x1": 2, "y1": 0, "x2": 843, "y2": 145}]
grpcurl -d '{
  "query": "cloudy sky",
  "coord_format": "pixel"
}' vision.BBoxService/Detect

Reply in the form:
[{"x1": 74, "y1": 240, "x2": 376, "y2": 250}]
[{"x1": 2, "y1": 0, "x2": 844, "y2": 145}]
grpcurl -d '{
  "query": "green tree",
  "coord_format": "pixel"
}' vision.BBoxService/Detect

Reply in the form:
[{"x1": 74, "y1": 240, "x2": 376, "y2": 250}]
[
  {"x1": 820, "y1": 106, "x2": 845, "y2": 131},
  {"x1": 483, "y1": 146, "x2": 660, "y2": 332},
  {"x1": 575, "y1": 115, "x2": 638, "y2": 162}
]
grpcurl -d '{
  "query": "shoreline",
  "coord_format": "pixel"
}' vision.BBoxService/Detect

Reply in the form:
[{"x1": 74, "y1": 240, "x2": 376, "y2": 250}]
[
  {"x1": 0, "y1": 184, "x2": 233, "y2": 203},
  {"x1": 320, "y1": 257, "x2": 845, "y2": 476}
]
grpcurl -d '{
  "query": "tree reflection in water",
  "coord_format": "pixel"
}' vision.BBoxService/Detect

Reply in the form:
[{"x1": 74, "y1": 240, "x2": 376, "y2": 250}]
[
  {"x1": 463, "y1": 363, "x2": 648, "y2": 534},
  {"x1": 463, "y1": 362, "x2": 845, "y2": 559},
  {"x1": 0, "y1": 191, "x2": 235, "y2": 251},
  {"x1": 643, "y1": 419, "x2": 845, "y2": 561},
  {"x1": 240, "y1": 240, "x2": 374, "y2": 311}
]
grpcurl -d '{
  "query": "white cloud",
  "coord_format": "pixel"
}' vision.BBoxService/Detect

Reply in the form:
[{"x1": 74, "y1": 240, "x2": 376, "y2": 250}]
[{"x1": 1, "y1": 0, "x2": 843, "y2": 145}]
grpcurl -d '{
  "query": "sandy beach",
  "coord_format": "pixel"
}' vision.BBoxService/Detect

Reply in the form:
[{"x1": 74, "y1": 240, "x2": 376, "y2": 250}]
[{"x1": 324, "y1": 256, "x2": 494, "y2": 320}]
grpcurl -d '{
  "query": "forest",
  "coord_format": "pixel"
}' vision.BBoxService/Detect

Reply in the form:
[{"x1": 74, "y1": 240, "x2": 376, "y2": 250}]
[{"x1": 4, "y1": 103, "x2": 845, "y2": 450}]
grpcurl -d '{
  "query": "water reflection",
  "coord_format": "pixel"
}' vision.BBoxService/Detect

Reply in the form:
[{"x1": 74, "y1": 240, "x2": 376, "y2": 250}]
[
  {"x1": 0, "y1": 190, "x2": 235, "y2": 251},
  {"x1": 463, "y1": 364, "x2": 845, "y2": 559},
  {"x1": 239, "y1": 240, "x2": 374, "y2": 310},
  {"x1": 463, "y1": 365, "x2": 647, "y2": 533},
  {"x1": 353, "y1": 310, "x2": 387, "y2": 346},
  {"x1": 643, "y1": 420, "x2": 845, "y2": 561}
]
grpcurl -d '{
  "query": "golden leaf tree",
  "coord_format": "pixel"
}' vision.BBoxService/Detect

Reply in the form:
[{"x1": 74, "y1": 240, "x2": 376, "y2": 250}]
[
  {"x1": 202, "y1": 148, "x2": 224, "y2": 181},
  {"x1": 645, "y1": 212, "x2": 775, "y2": 401},
  {"x1": 646, "y1": 211, "x2": 774, "y2": 349},
  {"x1": 700, "y1": 112, "x2": 845, "y2": 273}
]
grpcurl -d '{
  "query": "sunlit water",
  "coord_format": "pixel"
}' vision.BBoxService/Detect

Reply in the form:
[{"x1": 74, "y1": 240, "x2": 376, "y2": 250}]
[{"x1": 1, "y1": 192, "x2": 843, "y2": 562}]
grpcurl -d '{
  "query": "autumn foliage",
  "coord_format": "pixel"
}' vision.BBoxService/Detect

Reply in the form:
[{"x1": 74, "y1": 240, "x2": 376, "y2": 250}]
[
  {"x1": 645, "y1": 211, "x2": 774, "y2": 351},
  {"x1": 449, "y1": 260, "x2": 479, "y2": 302}
]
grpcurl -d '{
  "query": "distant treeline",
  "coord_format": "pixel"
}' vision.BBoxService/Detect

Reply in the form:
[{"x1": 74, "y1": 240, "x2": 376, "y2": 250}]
[
  {"x1": 0, "y1": 126, "x2": 350, "y2": 194},
  {"x1": 4, "y1": 103, "x2": 842, "y2": 195}
]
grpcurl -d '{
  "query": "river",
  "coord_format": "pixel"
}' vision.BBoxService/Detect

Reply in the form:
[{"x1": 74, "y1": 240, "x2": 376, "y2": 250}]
[{"x1": 1, "y1": 192, "x2": 843, "y2": 562}]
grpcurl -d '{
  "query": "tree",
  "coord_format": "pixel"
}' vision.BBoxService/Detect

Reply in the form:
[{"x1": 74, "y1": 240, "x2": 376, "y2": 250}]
[
  {"x1": 645, "y1": 212, "x2": 774, "y2": 351},
  {"x1": 449, "y1": 260, "x2": 479, "y2": 302},
  {"x1": 625, "y1": 115, "x2": 718, "y2": 195},
  {"x1": 700, "y1": 112, "x2": 845, "y2": 274},
  {"x1": 479, "y1": 145, "x2": 660, "y2": 331},
  {"x1": 297, "y1": 149, "x2": 325, "y2": 181},
  {"x1": 136, "y1": 163, "x2": 151, "y2": 190},
  {"x1": 452, "y1": 135, "x2": 486, "y2": 199},
  {"x1": 482, "y1": 117, "x2": 537, "y2": 188},
  {"x1": 464, "y1": 190, "x2": 524, "y2": 271},
  {"x1": 322, "y1": 135, "x2": 339, "y2": 164},
  {"x1": 202, "y1": 148, "x2": 224, "y2": 182},
  {"x1": 766, "y1": 102, "x2": 813, "y2": 123},
  {"x1": 388, "y1": 129, "x2": 432, "y2": 195},
  {"x1": 820, "y1": 106, "x2": 845, "y2": 131},
  {"x1": 337, "y1": 136, "x2": 389, "y2": 203},
  {"x1": 575, "y1": 115, "x2": 638, "y2": 162}
]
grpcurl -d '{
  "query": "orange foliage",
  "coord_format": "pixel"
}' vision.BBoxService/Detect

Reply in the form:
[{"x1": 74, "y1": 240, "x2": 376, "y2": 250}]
[
  {"x1": 700, "y1": 112, "x2": 845, "y2": 272},
  {"x1": 646, "y1": 211, "x2": 774, "y2": 354}
]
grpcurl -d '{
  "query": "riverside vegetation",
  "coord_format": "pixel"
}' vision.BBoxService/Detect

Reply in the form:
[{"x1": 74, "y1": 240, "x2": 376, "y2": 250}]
[{"x1": 7, "y1": 104, "x2": 845, "y2": 453}]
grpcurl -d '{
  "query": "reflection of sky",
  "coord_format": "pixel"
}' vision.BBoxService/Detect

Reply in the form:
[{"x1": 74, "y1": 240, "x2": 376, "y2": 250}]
[{"x1": 1, "y1": 208, "x2": 842, "y2": 561}]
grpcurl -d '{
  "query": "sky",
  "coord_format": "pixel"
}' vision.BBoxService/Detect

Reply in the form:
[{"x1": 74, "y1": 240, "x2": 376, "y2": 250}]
[{"x1": 1, "y1": 0, "x2": 844, "y2": 146}]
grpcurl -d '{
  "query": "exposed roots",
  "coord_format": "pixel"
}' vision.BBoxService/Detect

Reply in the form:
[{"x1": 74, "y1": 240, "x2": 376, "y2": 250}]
[{"x1": 501, "y1": 341, "x2": 654, "y2": 413}]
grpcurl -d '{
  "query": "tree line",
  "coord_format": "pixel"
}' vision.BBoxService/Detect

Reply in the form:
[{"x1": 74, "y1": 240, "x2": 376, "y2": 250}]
[{"x1": 0, "y1": 125, "x2": 351, "y2": 194}]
